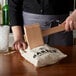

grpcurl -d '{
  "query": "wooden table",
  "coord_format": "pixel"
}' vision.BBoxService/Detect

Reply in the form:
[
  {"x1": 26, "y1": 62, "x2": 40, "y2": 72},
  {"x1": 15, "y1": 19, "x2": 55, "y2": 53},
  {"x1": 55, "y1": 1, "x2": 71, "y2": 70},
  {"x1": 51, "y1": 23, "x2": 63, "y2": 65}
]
[{"x1": 0, "y1": 46, "x2": 76, "y2": 76}]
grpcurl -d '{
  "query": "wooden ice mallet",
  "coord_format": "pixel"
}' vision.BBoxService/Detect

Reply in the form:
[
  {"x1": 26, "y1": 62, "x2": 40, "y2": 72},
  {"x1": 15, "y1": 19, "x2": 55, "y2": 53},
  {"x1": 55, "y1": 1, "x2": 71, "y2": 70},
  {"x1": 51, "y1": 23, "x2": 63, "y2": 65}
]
[{"x1": 24, "y1": 22, "x2": 65, "y2": 49}]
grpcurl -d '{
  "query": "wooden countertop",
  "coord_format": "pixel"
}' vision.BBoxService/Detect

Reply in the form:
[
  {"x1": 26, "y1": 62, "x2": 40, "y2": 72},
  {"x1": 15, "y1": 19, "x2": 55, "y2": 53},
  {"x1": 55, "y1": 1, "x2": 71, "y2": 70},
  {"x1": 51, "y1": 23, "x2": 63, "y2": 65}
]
[{"x1": 0, "y1": 46, "x2": 76, "y2": 76}]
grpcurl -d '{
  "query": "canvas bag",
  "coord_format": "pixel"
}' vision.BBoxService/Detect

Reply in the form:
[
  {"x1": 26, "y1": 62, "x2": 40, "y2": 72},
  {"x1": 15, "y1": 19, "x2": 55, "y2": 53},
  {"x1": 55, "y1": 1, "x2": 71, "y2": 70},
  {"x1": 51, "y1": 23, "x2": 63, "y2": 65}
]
[{"x1": 19, "y1": 44, "x2": 67, "y2": 67}]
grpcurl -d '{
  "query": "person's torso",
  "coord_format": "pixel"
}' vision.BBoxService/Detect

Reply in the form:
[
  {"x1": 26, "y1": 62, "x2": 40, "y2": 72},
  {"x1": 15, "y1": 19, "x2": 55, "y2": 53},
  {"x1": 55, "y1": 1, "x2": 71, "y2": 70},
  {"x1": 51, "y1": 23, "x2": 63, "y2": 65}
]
[{"x1": 22, "y1": 0, "x2": 74, "y2": 15}]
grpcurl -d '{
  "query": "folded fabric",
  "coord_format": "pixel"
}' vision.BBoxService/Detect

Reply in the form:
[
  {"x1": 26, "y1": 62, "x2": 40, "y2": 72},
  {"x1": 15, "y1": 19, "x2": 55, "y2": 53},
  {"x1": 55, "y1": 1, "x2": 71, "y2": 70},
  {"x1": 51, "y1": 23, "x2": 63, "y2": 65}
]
[{"x1": 19, "y1": 44, "x2": 67, "y2": 67}]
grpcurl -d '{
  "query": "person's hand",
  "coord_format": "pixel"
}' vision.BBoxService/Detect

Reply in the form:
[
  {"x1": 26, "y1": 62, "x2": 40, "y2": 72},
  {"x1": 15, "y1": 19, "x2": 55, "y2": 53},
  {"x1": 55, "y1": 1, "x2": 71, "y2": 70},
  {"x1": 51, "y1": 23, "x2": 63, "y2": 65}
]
[
  {"x1": 65, "y1": 10, "x2": 76, "y2": 31},
  {"x1": 12, "y1": 39, "x2": 28, "y2": 51},
  {"x1": 11, "y1": 26, "x2": 28, "y2": 51}
]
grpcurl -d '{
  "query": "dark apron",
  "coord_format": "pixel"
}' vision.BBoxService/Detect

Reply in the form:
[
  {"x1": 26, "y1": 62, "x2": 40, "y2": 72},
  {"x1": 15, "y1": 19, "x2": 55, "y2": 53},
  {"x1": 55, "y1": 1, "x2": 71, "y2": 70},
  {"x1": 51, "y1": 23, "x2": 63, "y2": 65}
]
[{"x1": 23, "y1": 11, "x2": 73, "y2": 46}]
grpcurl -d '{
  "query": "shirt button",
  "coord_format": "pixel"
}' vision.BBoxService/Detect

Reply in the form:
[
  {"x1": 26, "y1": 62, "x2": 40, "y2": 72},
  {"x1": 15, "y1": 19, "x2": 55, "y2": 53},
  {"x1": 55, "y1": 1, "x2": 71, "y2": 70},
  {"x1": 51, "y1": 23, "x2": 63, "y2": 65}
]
[{"x1": 40, "y1": 9, "x2": 43, "y2": 13}]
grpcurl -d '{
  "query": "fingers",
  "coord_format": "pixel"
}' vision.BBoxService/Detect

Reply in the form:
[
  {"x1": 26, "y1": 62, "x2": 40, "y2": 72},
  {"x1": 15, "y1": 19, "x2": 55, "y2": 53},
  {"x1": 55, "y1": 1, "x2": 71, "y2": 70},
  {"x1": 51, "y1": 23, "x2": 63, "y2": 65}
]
[
  {"x1": 65, "y1": 15, "x2": 76, "y2": 31},
  {"x1": 22, "y1": 42, "x2": 28, "y2": 50},
  {"x1": 65, "y1": 20, "x2": 74, "y2": 31},
  {"x1": 12, "y1": 40, "x2": 27, "y2": 51},
  {"x1": 17, "y1": 41, "x2": 27, "y2": 50},
  {"x1": 69, "y1": 21, "x2": 74, "y2": 30},
  {"x1": 12, "y1": 41, "x2": 18, "y2": 51}
]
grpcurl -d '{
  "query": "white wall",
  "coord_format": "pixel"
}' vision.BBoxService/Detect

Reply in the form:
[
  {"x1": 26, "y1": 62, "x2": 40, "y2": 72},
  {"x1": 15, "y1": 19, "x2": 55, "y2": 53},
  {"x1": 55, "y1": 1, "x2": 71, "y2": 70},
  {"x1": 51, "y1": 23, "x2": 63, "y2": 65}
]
[
  {"x1": 0, "y1": 0, "x2": 2, "y2": 24},
  {"x1": 0, "y1": 0, "x2": 1, "y2": 3},
  {"x1": 0, "y1": 0, "x2": 2, "y2": 4}
]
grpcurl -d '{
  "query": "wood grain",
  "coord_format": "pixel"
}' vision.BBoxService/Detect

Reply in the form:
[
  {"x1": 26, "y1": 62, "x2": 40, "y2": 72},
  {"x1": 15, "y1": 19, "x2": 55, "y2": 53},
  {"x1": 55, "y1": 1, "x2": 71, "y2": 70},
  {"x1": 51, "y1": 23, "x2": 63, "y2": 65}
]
[{"x1": 0, "y1": 46, "x2": 76, "y2": 76}]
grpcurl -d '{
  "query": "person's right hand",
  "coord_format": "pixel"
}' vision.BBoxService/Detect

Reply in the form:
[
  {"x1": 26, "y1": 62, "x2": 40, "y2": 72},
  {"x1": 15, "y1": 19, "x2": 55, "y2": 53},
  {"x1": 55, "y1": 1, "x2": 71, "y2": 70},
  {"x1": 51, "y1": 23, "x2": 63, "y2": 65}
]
[
  {"x1": 12, "y1": 39, "x2": 28, "y2": 51},
  {"x1": 65, "y1": 10, "x2": 76, "y2": 31}
]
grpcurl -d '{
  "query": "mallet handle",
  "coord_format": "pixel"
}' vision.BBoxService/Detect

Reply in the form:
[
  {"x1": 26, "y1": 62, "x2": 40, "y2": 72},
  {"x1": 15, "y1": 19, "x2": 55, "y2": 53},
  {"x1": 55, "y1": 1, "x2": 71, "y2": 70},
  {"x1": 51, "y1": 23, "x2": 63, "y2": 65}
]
[{"x1": 42, "y1": 22, "x2": 65, "y2": 37}]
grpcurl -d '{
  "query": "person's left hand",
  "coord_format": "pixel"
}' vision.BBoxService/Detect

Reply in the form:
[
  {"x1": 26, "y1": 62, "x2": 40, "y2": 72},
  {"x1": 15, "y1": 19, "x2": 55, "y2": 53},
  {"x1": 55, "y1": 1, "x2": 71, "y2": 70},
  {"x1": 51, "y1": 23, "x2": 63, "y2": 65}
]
[{"x1": 12, "y1": 39, "x2": 28, "y2": 51}]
